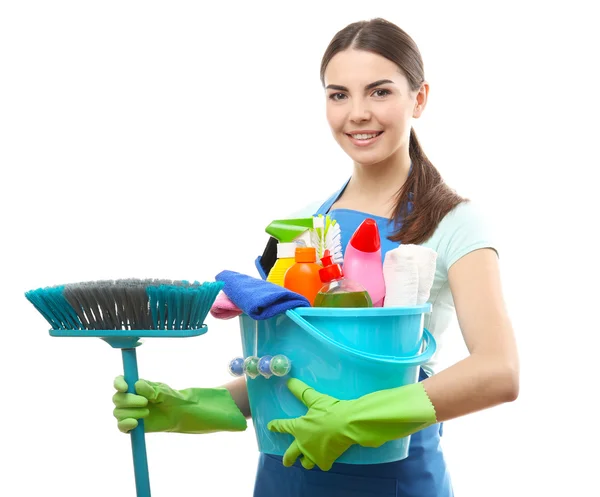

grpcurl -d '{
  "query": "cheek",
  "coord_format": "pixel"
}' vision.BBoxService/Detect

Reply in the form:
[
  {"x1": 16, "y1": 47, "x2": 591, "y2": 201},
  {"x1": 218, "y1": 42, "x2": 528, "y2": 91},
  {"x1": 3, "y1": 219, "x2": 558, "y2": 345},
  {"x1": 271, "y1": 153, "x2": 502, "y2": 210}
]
[
  {"x1": 379, "y1": 112, "x2": 403, "y2": 130},
  {"x1": 378, "y1": 104, "x2": 406, "y2": 130},
  {"x1": 326, "y1": 105, "x2": 345, "y2": 132}
]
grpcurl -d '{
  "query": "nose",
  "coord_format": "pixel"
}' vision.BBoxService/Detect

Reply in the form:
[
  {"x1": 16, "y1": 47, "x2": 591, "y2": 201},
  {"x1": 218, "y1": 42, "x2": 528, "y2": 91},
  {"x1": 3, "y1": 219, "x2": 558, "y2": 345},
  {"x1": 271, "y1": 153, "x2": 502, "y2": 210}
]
[{"x1": 349, "y1": 98, "x2": 371, "y2": 123}]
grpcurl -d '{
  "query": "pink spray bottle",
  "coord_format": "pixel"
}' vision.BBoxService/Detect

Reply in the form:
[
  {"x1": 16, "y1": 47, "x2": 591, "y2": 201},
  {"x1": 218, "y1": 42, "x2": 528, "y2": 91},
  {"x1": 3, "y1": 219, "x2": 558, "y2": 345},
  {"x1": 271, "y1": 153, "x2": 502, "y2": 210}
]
[{"x1": 342, "y1": 218, "x2": 386, "y2": 307}]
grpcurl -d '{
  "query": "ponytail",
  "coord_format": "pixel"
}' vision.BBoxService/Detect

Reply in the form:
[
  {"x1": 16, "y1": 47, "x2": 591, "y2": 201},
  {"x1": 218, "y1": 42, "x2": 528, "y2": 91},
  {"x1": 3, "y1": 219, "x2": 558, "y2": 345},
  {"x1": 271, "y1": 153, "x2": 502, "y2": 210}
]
[{"x1": 389, "y1": 129, "x2": 466, "y2": 244}]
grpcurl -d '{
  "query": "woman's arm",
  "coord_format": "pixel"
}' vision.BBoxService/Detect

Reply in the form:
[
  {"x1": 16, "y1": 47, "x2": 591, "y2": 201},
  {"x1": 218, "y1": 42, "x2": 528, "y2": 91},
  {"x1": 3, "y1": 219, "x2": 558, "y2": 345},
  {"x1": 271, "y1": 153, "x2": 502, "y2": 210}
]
[
  {"x1": 421, "y1": 247, "x2": 519, "y2": 422},
  {"x1": 221, "y1": 376, "x2": 252, "y2": 419}
]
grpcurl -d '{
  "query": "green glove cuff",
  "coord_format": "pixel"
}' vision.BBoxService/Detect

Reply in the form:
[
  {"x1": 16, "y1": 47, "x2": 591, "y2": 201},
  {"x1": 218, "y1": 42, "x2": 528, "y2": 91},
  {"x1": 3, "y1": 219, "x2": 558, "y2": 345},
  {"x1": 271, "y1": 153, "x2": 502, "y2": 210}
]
[
  {"x1": 347, "y1": 382, "x2": 437, "y2": 447},
  {"x1": 142, "y1": 383, "x2": 247, "y2": 434}
]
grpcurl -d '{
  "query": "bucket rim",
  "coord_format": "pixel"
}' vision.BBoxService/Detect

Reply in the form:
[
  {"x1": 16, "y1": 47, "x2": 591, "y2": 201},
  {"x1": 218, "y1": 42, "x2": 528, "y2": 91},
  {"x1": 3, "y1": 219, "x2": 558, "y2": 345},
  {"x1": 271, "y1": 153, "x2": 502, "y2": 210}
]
[
  {"x1": 293, "y1": 303, "x2": 431, "y2": 317},
  {"x1": 286, "y1": 309, "x2": 436, "y2": 365}
]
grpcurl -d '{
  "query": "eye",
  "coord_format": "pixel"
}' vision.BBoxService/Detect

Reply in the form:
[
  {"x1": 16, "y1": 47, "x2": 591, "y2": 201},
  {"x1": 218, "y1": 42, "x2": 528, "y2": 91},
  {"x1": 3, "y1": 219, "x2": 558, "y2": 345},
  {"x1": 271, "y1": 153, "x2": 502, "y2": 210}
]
[
  {"x1": 372, "y1": 89, "x2": 391, "y2": 98},
  {"x1": 328, "y1": 92, "x2": 347, "y2": 101}
]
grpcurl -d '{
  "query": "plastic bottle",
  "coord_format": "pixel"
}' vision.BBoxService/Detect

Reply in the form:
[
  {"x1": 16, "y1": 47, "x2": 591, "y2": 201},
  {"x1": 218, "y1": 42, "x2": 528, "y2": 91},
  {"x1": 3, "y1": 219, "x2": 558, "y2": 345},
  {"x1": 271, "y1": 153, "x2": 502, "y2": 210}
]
[
  {"x1": 265, "y1": 217, "x2": 324, "y2": 245},
  {"x1": 314, "y1": 250, "x2": 372, "y2": 308},
  {"x1": 342, "y1": 218, "x2": 386, "y2": 307},
  {"x1": 283, "y1": 247, "x2": 322, "y2": 305},
  {"x1": 266, "y1": 242, "x2": 297, "y2": 286}
]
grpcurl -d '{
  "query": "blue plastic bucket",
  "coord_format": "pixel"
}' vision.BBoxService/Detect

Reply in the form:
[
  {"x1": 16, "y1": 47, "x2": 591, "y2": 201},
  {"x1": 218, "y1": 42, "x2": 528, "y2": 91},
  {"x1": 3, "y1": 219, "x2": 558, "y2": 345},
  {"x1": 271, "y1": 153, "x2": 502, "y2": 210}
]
[{"x1": 239, "y1": 304, "x2": 435, "y2": 465}]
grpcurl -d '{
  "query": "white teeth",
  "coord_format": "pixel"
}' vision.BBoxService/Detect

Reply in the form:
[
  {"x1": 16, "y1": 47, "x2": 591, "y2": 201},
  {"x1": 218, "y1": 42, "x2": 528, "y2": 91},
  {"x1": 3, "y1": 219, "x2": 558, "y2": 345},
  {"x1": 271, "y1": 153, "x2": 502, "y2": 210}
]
[{"x1": 351, "y1": 133, "x2": 379, "y2": 140}]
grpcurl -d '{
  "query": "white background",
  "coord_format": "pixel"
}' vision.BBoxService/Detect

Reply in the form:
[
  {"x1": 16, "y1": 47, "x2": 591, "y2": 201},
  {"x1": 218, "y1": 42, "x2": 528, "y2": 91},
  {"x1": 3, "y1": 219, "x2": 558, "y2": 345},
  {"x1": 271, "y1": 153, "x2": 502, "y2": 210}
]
[{"x1": 1, "y1": 1, "x2": 599, "y2": 496}]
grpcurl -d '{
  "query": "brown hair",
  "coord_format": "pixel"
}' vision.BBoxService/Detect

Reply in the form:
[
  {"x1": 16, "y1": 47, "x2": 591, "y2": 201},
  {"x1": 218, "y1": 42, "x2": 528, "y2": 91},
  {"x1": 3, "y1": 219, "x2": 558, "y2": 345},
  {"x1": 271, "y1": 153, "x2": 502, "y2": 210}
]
[{"x1": 320, "y1": 18, "x2": 466, "y2": 245}]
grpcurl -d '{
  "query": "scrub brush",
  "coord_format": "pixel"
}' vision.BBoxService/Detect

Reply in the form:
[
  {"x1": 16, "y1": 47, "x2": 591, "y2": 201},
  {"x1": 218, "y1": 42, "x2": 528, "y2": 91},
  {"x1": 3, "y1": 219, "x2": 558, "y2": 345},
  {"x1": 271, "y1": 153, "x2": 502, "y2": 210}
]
[
  {"x1": 310, "y1": 214, "x2": 343, "y2": 264},
  {"x1": 24, "y1": 278, "x2": 223, "y2": 497}
]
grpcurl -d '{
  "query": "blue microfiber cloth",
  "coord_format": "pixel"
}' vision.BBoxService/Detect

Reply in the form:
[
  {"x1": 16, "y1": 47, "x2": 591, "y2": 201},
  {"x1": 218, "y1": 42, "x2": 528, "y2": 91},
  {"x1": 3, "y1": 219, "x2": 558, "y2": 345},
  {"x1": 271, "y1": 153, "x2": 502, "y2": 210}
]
[{"x1": 215, "y1": 270, "x2": 310, "y2": 320}]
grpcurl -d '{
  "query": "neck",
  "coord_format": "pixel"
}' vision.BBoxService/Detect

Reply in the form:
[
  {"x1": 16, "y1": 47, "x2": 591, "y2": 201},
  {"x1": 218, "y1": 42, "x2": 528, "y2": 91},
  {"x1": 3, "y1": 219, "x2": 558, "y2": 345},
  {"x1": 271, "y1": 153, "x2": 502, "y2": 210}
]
[{"x1": 349, "y1": 147, "x2": 411, "y2": 199}]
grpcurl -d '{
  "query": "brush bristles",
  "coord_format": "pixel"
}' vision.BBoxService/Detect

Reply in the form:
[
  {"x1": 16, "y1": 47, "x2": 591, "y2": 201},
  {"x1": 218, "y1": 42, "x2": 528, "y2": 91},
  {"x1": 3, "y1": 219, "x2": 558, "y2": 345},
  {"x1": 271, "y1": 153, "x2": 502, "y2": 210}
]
[
  {"x1": 25, "y1": 285, "x2": 84, "y2": 330},
  {"x1": 25, "y1": 279, "x2": 224, "y2": 331},
  {"x1": 326, "y1": 222, "x2": 343, "y2": 264},
  {"x1": 310, "y1": 215, "x2": 343, "y2": 263}
]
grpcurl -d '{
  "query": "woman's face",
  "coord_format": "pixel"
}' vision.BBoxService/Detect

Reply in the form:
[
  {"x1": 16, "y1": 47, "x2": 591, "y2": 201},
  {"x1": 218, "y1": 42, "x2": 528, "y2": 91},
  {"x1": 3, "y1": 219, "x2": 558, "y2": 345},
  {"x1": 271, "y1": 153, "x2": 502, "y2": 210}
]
[{"x1": 324, "y1": 49, "x2": 426, "y2": 166}]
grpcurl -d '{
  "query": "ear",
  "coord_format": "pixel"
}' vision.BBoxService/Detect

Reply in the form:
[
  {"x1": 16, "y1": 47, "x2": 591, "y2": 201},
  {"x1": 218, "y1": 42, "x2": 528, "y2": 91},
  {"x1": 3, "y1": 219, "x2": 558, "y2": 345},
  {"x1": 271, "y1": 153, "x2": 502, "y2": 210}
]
[{"x1": 412, "y1": 82, "x2": 430, "y2": 118}]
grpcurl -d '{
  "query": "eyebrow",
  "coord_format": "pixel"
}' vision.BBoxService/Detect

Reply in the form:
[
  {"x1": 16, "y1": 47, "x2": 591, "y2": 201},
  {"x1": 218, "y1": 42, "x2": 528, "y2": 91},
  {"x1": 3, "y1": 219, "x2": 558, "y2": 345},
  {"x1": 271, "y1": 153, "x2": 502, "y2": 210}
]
[{"x1": 325, "y1": 79, "x2": 395, "y2": 92}]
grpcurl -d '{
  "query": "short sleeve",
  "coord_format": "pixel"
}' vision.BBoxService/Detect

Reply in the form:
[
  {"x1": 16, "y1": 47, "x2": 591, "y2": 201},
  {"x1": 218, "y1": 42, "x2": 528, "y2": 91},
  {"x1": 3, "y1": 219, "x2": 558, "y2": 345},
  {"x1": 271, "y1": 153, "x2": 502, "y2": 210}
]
[{"x1": 433, "y1": 201, "x2": 498, "y2": 272}]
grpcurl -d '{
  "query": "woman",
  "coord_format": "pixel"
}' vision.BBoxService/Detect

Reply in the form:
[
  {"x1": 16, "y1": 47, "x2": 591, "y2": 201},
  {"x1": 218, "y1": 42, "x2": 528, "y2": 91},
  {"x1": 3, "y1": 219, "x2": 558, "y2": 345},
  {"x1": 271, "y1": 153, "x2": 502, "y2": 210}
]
[{"x1": 113, "y1": 18, "x2": 519, "y2": 496}]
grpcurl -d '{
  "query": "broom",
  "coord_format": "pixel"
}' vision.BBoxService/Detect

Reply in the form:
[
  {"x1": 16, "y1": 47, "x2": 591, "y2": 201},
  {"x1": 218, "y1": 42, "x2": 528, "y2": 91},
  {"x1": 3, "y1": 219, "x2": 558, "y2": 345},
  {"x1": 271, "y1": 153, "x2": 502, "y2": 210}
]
[{"x1": 25, "y1": 278, "x2": 224, "y2": 497}]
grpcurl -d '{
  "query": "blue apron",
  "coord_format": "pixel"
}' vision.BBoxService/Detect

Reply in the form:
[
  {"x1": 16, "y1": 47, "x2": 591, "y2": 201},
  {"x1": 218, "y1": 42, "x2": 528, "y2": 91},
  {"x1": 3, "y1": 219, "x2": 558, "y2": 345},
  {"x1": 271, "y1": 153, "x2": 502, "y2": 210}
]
[{"x1": 253, "y1": 180, "x2": 453, "y2": 496}]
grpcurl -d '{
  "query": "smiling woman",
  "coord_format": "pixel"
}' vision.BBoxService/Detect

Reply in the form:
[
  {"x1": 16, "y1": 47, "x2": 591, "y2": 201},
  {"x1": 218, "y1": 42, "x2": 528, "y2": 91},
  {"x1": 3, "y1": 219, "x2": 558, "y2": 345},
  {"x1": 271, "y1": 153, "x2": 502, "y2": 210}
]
[{"x1": 109, "y1": 16, "x2": 519, "y2": 497}]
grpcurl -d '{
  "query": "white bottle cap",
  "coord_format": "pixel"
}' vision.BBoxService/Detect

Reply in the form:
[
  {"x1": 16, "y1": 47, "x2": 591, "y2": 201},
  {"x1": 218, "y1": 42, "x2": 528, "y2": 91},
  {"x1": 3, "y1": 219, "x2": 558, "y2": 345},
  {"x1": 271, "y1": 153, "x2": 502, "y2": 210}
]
[{"x1": 277, "y1": 242, "x2": 297, "y2": 258}]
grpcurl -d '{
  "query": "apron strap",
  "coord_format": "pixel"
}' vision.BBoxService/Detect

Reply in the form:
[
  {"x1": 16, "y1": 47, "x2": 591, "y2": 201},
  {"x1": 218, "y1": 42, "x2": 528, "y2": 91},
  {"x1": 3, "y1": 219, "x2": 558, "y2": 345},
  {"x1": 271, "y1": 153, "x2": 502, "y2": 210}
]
[{"x1": 314, "y1": 177, "x2": 351, "y2": 215}]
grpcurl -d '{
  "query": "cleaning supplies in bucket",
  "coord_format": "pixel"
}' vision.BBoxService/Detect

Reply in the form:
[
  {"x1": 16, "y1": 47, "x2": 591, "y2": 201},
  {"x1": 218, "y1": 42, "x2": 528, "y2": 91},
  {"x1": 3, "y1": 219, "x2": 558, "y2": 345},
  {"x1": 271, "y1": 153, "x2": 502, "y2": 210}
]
[
  {"x1": 210, "y1": 291, "x2": 242, "y2": 319},
  {"x1": 260, "y1": 215, "x2": 440, "y2": 310},
  {"x1": 342, "y1": 218, "x2": 386, "y2": 307},
  {"x1": 266, "y1": 242, "x2": 298, "y2": 286},
  {"x1": 234, "y1": 214, "x2": 444, "y2": 467},
  {"x1": 262, "y1": 215, "x2": 343, "y2": 277},
  {"x1": 283, "y1": 247, "x2": 323, "y2": 305},
  {"x1": 266, "y1": 216, "x2": 325, "y2": 247},
  {"x1": 314, "y1": 249, "x2": 372, "y2": 308},
  {"x1": 310, "y1": 214, "x2": 343, "y2": 263},
  {"x1": 383, "y1": 244, "x2": 438, "y2": 306},
  {"x1": 215, "y1": 270, "x2": 310, "y2": 319}
]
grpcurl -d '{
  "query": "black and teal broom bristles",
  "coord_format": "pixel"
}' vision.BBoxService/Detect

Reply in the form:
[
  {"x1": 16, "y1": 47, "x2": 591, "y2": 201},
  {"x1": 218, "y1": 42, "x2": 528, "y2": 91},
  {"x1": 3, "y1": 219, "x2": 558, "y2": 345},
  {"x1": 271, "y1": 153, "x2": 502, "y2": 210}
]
[
  {"x1": 25, "y1": 278, "x2": 223, "y2": 331},
  {"x1": 24, "y1": 278, "x2": 224, "y2": 497}
]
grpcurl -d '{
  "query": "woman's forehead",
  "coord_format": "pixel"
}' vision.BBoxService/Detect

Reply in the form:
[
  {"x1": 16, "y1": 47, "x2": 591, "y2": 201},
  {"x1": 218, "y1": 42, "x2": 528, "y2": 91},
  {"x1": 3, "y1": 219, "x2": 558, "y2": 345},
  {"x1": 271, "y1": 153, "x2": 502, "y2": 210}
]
[{"x1": 324, "y1": 49, "x2": 405, "y2": 88}]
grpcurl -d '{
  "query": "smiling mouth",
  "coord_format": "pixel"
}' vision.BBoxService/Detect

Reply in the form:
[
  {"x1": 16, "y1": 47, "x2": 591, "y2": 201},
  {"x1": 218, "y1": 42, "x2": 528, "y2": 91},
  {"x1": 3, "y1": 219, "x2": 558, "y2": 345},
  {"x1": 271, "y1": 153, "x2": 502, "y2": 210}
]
[{"x1": 346, "y1": 131, "x2": 384, "y2": 140}]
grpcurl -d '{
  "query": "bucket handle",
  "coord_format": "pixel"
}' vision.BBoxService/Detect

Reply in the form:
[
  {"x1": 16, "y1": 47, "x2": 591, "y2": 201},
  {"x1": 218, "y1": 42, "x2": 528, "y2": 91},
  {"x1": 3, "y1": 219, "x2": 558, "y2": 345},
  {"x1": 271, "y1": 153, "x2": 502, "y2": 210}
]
[{"x1": 285, "y1": 309, "x2": 436, "y2": 365}]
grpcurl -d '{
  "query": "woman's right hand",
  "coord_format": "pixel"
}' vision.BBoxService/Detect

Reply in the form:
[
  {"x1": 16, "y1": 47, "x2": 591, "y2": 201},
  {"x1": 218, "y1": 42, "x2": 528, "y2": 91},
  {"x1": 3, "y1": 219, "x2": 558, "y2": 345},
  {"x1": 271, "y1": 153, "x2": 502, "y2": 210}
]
[
  {"x1": 112, "y1": 375, "x2": 248, "y2": 434},
  {"x1": 112, "y1": 375, "x2": 153, "y2": 433}
]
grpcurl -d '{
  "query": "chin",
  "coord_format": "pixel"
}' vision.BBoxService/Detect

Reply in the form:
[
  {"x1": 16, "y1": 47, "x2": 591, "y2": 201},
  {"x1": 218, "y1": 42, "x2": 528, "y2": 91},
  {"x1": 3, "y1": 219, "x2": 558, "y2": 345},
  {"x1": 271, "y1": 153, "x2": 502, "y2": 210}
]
[{"x1": 346, "y1": 149, "x2": 388, "y2": 167}]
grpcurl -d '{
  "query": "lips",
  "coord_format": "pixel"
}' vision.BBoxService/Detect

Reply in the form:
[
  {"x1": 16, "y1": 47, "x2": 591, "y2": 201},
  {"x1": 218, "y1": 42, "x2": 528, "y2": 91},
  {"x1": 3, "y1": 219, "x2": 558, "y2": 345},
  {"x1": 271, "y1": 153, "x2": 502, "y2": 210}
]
[{"x1": 345, "y1": 131, "x2": 384, "y2": 147}]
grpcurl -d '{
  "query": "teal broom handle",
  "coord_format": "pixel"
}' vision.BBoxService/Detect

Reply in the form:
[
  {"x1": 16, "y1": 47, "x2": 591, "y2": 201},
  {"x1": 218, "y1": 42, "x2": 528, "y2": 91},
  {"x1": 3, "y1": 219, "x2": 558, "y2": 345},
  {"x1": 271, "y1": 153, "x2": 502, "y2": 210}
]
[{"x1": 122, "y1": 348, "x2": 151, "y2": 497}]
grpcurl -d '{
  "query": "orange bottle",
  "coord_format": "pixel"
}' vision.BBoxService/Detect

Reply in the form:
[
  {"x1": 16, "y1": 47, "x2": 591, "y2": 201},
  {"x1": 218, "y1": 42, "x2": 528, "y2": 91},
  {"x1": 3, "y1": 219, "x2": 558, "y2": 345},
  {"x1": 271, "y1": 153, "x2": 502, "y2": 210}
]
[{"x1": 284, "y1": 247, "x2": 322, "y2": 305}]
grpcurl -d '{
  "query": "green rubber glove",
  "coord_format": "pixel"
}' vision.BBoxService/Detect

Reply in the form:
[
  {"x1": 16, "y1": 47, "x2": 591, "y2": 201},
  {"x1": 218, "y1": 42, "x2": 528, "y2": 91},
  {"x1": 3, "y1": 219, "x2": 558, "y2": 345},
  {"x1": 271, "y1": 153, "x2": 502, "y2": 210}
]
[
  {"x1": 112, "y1": 376, "x2": 247, "y2": 434},
  {"x1": 267, "y1": 378, "x2": 437, "y2": 471}
]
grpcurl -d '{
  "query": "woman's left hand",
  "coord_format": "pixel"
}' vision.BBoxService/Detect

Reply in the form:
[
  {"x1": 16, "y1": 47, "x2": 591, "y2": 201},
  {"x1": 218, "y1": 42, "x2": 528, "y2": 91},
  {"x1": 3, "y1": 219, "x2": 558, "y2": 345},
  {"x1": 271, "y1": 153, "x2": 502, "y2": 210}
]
[{"x1": 267, "y1": 378, "x2": 437, "y2": 471}]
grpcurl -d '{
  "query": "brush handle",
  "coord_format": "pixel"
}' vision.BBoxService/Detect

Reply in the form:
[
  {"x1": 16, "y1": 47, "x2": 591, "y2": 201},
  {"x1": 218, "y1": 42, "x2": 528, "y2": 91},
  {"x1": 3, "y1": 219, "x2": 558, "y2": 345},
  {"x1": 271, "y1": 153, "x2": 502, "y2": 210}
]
[{"x1": 122, "y1": 348, "x2": 151, "y2": 497}]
